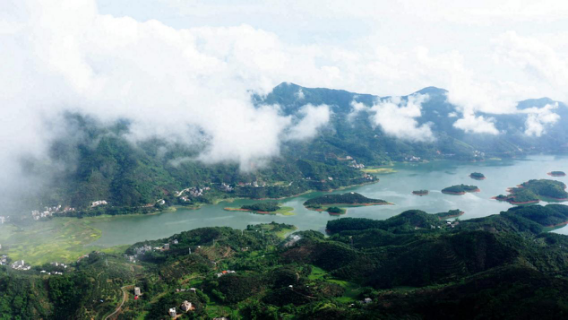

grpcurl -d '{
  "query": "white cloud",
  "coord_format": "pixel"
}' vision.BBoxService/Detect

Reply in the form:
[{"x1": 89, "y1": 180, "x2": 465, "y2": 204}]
[
  {"x1": 368, "y1": 94, "x2": 434, "y2": 142},
  {"x1": 2, "y1": 0, "x2": 568, "y2": 212},
  {"x1": 494, "y1": 31, "x2": 568, "y2": 101},
  {"x1": 521, "y1": 103, "x2": 560, "y2": 137},
  {"x1": 287, "y1": 104, "x2": 331, "y2": 141},
  {"x1": 453, "y1": 112, "x2": 499, "y2": 135}
]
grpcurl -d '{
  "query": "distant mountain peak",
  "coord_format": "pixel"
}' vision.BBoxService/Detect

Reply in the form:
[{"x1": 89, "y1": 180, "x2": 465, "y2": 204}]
[{"x1": 414, "y1": 86, "x2": 448, "y2": 96}]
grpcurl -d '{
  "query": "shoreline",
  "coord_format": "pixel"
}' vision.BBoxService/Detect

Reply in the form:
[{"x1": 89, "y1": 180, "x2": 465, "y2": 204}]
[
  {"x1": 491, "y1": 196, "x2": 540, "y2": 205},
  {"x1": 437, "y1": 211, "x2": 465, "y2": 220}
]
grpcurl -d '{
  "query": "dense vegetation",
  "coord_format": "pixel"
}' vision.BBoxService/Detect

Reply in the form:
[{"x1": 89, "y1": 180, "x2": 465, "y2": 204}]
[
  {"x1": 241, "y1": 202, "x2": 280, "y2": 212},
  {"x1": 18, "y1": 82, "x2": 568, "y2": 218},
  {"x1": 469, "y1": 172, "x2": 485, "y2": 179},
  {"x1": 5, "y1": 204, "x2": 568, "y2": 319},
  {"x1": 304, "y1": 192, "x2": 388, "y2": 208},
  {"x1": 496, "y1": 179, "x2": 568, "y2": 204},
  {"x1": 441, "y1": 184, "x2": 479, "y2": 194}
]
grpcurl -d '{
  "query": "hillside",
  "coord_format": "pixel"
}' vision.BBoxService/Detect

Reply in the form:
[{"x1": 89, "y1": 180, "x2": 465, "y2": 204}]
[
  {"x1": 5, "y1": 206, "x2": 568, "y2": 319},
  {"x1": 16, "y1": 83, "x2": 568, "y2": 218}
]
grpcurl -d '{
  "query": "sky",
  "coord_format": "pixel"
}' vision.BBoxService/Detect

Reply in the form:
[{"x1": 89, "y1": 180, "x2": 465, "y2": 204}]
[
  {"x1": 94, "y1": 0, "x2": 568, "y2": 102},
  {"x1": 1, "y1": 0, "x2": 568, "y2": 212}
]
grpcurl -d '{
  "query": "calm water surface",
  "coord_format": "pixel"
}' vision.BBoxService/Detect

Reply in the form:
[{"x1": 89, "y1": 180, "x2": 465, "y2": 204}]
[{"x1": 88, "y1": 155, "x2": 568, "y2": 247}]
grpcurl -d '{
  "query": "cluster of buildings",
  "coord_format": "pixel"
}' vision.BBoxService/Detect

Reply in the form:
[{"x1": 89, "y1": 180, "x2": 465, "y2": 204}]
[
  {"x1": 237, "y1": 181, "x2": 267, "y2": 188},
  {"x1": 176, "y1": 186, "x2": 210, "y2": 198},
  {"x1": 473, "y1": 150, "x2": 485, "y2": 158},
  {"x1": 129, "y1": 239, "x2": 179, "y2": 261},
  {"x1": 168, "y1": 299, "x2": 196, "y2": 318},
  {"x1": 0, "y1": 255, "x2": 7, "y2": 266},
  {"x1": 404, "y1": 155, "x2": 422, "y2": 162},
  {"x1": 0, "y1": 215, "x2": 8, "y2": 224},
  {"x1": 362, "y1": 173, "x2": 374, "y2": 181},
  {"x1": 220, "y1": 183, "x2": 233, "y2": 192},
  {"x1": 216, "y1": 270, "x2": 236, "y2": 278},
  {"x1": 11, "y1": 260, "x2": 31, "y2": 271},
  {"x1": 40, "y1": 270, "x2": 64, "y2": 275},
  {"x1": 91, "y1": 200, "x2": 108, "y2": 207},
  {"x1": 349, "y1": 160, "x2": 365, "y2": 169},
  {"x1": 283, "y1": 234, "x2": 302, "y2": 248},
  {"x1": 32, "y1": 205, "x2": 76, "y2": 220},
  {"x1": 446, "y1": 220, "x2": 460, "y2": 228}
]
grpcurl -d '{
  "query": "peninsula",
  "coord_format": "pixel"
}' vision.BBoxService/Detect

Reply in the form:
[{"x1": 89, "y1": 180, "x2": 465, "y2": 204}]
[{"x1": 494, "y1": 179, "x2": 568, "y2": 204}]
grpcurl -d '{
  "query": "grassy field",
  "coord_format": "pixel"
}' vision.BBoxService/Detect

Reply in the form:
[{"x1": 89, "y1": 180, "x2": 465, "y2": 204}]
[
  {"x1": 361, "y1": 167, "x2": 397, "y2": 174},
  {"x1": 255, "y1": 223, "x2": 298, "y2": 239},
  {"x1": 0, "y1": 218, "x2": 106, "y2": 265}
]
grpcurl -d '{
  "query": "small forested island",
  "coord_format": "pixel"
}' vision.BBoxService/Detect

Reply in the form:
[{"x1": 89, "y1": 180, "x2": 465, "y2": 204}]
[
  {"x1": 412, "y1": 190, "x2": 429, "y2": 196},
  {"x1": 470, "y1": 172, "x2": 486, "y2": 180},
  {"x1": 548, "y1": 171, "x2": 567, "y2": 177},
  {"x1": 326, "y1": 206, "x2": 346, "y2": 215},
  {"x1": 304, "y1": 192, "x2": 391, "y2": 214},
  {"x1": 441, "y1": 184, "x2": 480, "y2": 195},
  {"x1": 494, "y1": 179, "x2": 568, "y2": 204},
  {"x1": 224, "y1": 201, "x2": 294, "y2": 215}
]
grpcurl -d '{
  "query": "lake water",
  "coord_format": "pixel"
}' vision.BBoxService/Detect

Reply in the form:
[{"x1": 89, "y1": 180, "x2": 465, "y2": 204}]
[{"x1": 88, "y1": 155, "x2": 568, "y2": 247}]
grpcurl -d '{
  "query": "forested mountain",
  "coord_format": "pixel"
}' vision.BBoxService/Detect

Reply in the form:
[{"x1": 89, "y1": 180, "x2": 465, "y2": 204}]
[
  {"x1": 20, "y1": 83, "x2": 568, "y2": 215},
  {"x1": 4, "y1": 205, "x2": 568, "y2": 319}
]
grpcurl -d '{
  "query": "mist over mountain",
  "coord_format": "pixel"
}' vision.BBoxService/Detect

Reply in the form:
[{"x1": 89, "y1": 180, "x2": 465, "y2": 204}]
[{"x1": 4, "y1": 81, "x2": 566, "y2": 217}]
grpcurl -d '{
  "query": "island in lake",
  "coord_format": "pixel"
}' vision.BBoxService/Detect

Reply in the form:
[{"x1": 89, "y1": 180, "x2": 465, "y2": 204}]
[
  {"x1": 304, "y1": 192, "x2": 391, "y2": 215},
  {"x1": 441, "y1": 184, "x2": 480, "y2": 195},
  {"x1": 224, "y1": 201, "x2": 295, "y2": 215},
  {"x1": 412, "y1": 190, "x2": 429, "y2": 196},
  {"x1": 548, "y1": 171, "x2": 566, "y2": 177},
  {"x1": 470, "y1": 172, "x2": 486, "y2": 180},
  {"x1": 493, "y1": 179, "x2": 568, "y2": 205}
]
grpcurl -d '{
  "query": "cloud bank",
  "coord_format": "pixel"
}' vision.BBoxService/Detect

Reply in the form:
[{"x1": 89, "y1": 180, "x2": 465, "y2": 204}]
[
  {"x1": 522, "y1": 104, "x2": 560, "y2": 137},
  {"x1": 362, "y1": 94, "x2": 434, "y2": 142},
  {"x1": 286, "y1": 104, "x2": 331, "y2": 141}
]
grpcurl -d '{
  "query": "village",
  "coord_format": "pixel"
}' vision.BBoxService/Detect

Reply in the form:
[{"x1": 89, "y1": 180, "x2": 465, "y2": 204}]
[{"x1": 31, "y1": 204, "x2": 76, "y2": 220}]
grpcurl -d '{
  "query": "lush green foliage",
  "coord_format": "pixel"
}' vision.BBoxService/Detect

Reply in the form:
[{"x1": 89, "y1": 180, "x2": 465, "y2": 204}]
[
  {"x1": 6, "y1": 205, "x2": 568, "y2": 319},
  {"x1": 241, "y1": 202, "x2": 280, "y2": 212},
  {"x1": 304, "y1": 192, "x2": 387, "y2": 207},
  {"x1": 470, "y1": 172, "x2": 485, "y2": 179},
  {"x1": 442, "y1": 184, "x2": 479, "y2": 193}
]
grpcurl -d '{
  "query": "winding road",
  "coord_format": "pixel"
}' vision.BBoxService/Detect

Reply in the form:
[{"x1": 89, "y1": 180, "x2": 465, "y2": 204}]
[{"x1": 105, "y1": 285, "x2": 133, "y2": 320}]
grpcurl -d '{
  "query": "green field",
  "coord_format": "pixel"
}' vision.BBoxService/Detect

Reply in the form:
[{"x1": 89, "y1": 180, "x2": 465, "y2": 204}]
[
  {"x1": 361, "y1": 167, "x2": 397, "y2": 174},
  {"x1": 0, "y1": 218, "x2": 107, "y2": 265}
]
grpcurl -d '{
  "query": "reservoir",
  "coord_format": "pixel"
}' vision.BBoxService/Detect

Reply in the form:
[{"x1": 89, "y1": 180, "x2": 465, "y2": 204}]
[{"x1": 88, "y1": 155, "x2": 568, "y2": 247}]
